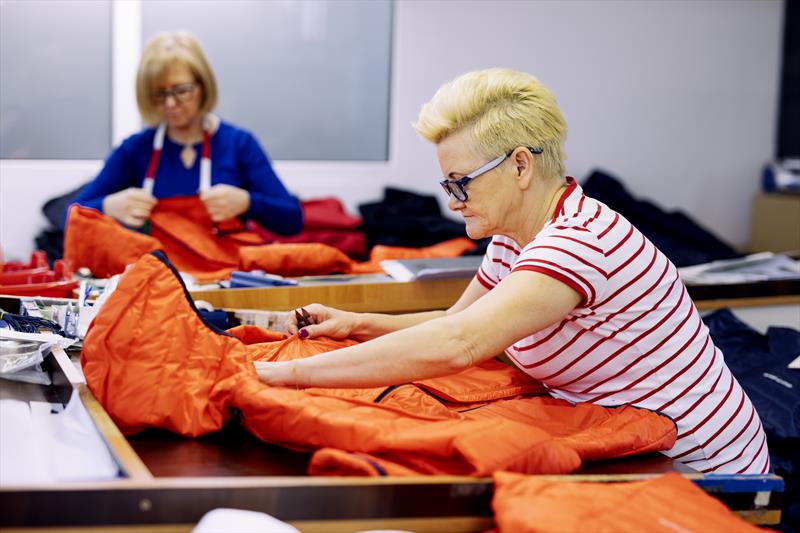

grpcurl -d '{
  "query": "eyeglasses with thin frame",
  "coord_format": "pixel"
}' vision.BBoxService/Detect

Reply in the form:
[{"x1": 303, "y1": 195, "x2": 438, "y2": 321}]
[
  {"x1": 439, "y1": 146, "x2": 543, "y2": 202},
  {"x1": 154, "y1": 82, "x2": 199, "y2": 104}
]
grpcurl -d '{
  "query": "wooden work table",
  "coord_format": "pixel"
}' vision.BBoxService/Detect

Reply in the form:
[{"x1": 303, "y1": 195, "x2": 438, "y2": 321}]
[
  {"x1": 190, "y1": 276, "x2": 472, "y2": 313},
  {"x1": 0, "y1": 278, "x2": 791, "y2": 531},
  {"x1": 189, "y1": 275, "x2": 800, "y2": 314}
]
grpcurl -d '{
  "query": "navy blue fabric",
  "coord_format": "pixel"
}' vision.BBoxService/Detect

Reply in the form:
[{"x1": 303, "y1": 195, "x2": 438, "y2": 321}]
[
  {"x1": 581, "y1": 170, "x2": 740, "y2": 266},
  {"x1": 704, "y1": 309, "x2": 799, "y2": 531},
  {"x1": 358, "y1": 187, "x2": 470, "y2": 248},
  {"x1": 70, "y1": 121, "x2": 302, "y2": 235},
  {"x1": 704, "y1": 309, "x2": 800, "y2": 442}
]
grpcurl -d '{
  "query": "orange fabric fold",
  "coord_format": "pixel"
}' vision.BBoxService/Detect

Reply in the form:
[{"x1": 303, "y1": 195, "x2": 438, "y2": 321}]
[
  {"x1": 64, "y1": 205, "x2": 161, "y2": 278},
  {"x1": 351, "y1": 237, "x2": 477, "y2": 273},
  {"x1": 149, "y1": 196, "x2": 263, "y2": 282},
  {"x1": 238, "y1": 243, "x2": 353, "y2": 276},
  {"x1": 492, "y1": 471, "x2": 762, "y2": 533},
  {"x1": 81, "y1": 251, "x2": 676, "y2": 476},
  {"x1": 64, "y1": 202, "x2": 477, "y2": 281}
]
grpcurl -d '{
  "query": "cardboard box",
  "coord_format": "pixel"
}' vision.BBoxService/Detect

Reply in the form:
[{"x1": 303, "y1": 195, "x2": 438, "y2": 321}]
[{"x1": 750, "y1": 193, "x2": 800, "y2": 252}]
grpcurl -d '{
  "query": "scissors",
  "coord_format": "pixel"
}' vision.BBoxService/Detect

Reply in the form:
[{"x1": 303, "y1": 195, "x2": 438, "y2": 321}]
[{"x1": 294, "y1": 307, "x2": 315, "y2": 329}]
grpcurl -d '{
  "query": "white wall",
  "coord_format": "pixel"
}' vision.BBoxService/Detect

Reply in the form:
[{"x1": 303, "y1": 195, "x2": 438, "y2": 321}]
[{"x1": 0, "y1": 0, "x2": 784, "y2": 261}]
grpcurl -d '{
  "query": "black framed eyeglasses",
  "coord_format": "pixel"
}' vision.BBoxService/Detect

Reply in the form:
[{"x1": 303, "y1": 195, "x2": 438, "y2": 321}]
[
  {"x1": 154, "y1": 82, "x2": 199, "y2": 104},
  {"x1": 439, "y1": 146, "x2": 543, "y2": 202}
]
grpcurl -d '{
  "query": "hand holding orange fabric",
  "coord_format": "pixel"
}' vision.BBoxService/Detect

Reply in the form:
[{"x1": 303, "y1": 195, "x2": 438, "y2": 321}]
[
  {"x1": 102, "y1": 187, "x2": 157, "y2": 228},
  {"x1": 200, "y1": 183, "x2": 250, "y2": 222}
]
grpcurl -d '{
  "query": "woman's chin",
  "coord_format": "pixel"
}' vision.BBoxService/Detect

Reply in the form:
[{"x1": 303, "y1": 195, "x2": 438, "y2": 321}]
[{"x1": 464, "y1": 220, "x2": 489, "y2": 240}]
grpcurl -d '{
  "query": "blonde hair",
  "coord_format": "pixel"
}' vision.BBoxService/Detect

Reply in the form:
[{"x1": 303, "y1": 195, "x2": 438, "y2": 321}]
[
  {"x1": 414, "y1": 68, "x2": 567, "y2": 179},
  {"x1": 136, "y1": 31, "x2": 218, "y2": 125}
]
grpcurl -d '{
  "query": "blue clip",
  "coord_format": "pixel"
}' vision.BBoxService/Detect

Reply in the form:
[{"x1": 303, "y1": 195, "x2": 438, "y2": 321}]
[{"x1": 229, "y1": 270, "x2": 298, "y2": 289}]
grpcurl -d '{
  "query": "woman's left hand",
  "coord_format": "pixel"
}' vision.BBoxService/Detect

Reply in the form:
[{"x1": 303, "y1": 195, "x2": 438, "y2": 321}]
[{"x1": 200, "y1": 184, "x2": 251, "y2": 222}]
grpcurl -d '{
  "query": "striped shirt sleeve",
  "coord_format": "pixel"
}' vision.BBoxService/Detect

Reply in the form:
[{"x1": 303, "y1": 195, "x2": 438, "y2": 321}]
[
  {"x1": 476, "y1": 236, "x2": 514, "y2": 290},
  {"x1": 511, "y1": 226, "x2": 608, "y2": 306},
  {"x1": 477, "y1": 248, "x2": 500, "y2": 290}
]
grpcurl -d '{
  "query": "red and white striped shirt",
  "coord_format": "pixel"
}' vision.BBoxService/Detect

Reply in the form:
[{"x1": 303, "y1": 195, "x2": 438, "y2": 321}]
[{"x1": 477, "y1": 179, "x2": 769, "y2": 473}]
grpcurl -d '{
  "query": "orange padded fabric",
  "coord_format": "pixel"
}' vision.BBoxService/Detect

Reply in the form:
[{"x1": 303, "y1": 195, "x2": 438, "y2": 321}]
[
  {"x1": 227, "y1": 325, "x2": 287, "y2": 345},
  {"x1": 63, "y1": 198, "x2": 260, "y2": 281},
  {"x1": 62, "y1": 198, "x2": 356, "y2": 281},
  {"x1": 491, "y1": 471, "x2": 762, "y2": 533},
  {"x1": 64, "y1": 205, "x2": 161, "y2": 278},
  {"x1": 148, "y1": 196, "x2": 263, "y2": 282},
  {"x1": 239, "y1": 243, "x2": 353, "y2": 277},
  {"x1": 64, "y1": 202, "x2": 477, "y2": 280},
  {"x1": 351, "y1": 237, "x2": 477, "y2": 273},
  {"x1": 82, "y1": 251, "x2": 676, "y2": 475}
]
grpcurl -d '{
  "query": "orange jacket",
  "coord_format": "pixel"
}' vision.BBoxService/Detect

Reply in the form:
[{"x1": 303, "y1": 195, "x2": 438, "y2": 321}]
[
  {"x1": 64, "y1": 205, "x2": 161, "y2": 278},
  {"x1": 81, "y1": 251, "x2": 676, "y2": 476},
  {"x1": 148, "y1": 197, "x2": 262, "y2": 281},
  {"x1": 491, "y1": 471, "x2": 762, "y2": 532},
  {"x1": 64, "y1": 204, "x2": 475, "y2": 280}
]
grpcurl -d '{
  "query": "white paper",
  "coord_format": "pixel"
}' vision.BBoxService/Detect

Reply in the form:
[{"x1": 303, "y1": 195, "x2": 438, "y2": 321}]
[
  {"x1": 0, "y1": 400, "x2": 52, "y2": 485},
  {"x1": 0, "y1": 390, "x2": 119, "y2": 485},
  {"x1": 679, "y1": 252, "x2": 800, "y2": 285},
  {"x1": 192, "y1": 508, "x2": 300, "y2": 533},
  {"x1": 380, "y1": 256, "x2": 483, "y2": 282}
]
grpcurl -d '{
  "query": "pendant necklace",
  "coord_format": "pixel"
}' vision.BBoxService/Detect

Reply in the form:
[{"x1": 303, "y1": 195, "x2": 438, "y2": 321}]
[{"x1": 180, "y1": 143, "x2": 197, "y2": 169}]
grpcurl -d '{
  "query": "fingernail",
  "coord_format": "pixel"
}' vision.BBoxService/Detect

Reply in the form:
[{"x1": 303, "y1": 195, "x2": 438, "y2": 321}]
[{"x1": 298, "y1": 329, "x2": 308, "y2": 339}]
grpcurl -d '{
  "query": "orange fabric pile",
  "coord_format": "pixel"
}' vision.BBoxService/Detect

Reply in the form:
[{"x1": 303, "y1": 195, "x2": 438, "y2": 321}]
[
  {"x1": 81, "y1": 251, "x2": 677, "y2": 476},
  {"x1": 350, "y1": 237, "x2": 477, "y2": 274},
  {"x1": 492, "y1": 471, "x2": 762, "y2": 532},
  {"x1": 64, "y1": 204, "x2": 475, "y2": 280}
]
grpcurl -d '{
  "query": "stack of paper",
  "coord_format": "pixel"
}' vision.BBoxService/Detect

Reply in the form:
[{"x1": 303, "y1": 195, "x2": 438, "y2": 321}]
[
  {"x1": 380, "y1": 256, "x2": 483, "y2": 282},
  {"x1": 678, "y1": 252, "x2": 800, "y2": 285}
]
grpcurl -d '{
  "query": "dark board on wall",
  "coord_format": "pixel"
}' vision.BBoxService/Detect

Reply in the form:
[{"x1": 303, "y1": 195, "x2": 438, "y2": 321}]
[{"x1": 778, "y1": 0, "x2": 799, "y2": 157}]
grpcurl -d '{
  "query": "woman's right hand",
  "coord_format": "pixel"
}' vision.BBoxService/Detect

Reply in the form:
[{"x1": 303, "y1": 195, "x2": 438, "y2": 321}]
[
  {"x1": 286, "y1": 303, "x2": 358, "y2": 340},
  {"x1": 102, "y1": 187, "x2": 157, "y2": 228}
]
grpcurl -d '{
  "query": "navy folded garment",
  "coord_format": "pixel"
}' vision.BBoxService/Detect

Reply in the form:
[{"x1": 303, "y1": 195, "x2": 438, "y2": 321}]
[
  {"x1": 704, "y1": 308, "x2": 799, "y2": 531},
  {"x1": 582, "y1": 170, "x2": 740, "y2": 267}
]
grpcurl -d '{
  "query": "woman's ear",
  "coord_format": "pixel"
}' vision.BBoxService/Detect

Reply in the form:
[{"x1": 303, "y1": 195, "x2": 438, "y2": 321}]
[{"x1": 513, "y1": 148, "x2": 534, "y2": 190}]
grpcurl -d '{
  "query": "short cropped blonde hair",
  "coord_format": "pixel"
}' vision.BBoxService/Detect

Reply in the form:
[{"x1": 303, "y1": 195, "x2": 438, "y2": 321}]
[
  {"x1": 414, "y1": 68, "x2": 567, "y2": 179},
  {"x1": 136, "y1": 31, "x2": 218, "y2": 125}
]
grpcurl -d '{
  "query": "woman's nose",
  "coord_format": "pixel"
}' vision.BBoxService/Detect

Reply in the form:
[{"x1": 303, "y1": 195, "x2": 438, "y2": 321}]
[
  {"x1": 447, "y1": 194, "x2": 464, "y2": 211},
  {"x1": 163, "y1": 94, "x2": 178, "y2": 107}
]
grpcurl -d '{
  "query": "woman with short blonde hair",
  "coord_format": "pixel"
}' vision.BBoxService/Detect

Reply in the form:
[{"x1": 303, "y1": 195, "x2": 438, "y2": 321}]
[
  {"x1": 414, "y1": 68, "x2": 567, "y2": 181},
  {"x1": 257, "y1": 67, "x2": 769, "y2": 475}
]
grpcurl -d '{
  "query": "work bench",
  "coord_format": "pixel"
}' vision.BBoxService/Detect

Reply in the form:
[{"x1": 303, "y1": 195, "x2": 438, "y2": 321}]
[
  {"x1": 0, "y1": 278, "x2": 792, "y2": 531},
  {"x1": 0, "y1": 349, "x2": 784, "y2": 530},
  {"x1": 189, "y1": 275, "x2": 800, "y2": 314}
]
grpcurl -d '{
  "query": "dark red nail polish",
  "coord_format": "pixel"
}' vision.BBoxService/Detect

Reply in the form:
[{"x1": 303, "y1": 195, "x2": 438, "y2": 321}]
[{"x1": 299, "y1": 329, "x2": 308, "y2": 339}]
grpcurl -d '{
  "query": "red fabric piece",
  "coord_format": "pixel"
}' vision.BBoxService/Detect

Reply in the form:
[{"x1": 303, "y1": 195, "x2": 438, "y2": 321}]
[
  {"x1": 82, "y1": 252, "x2": 676, "y2": 476},
  {"x1": 246, "y1": 226, "x2": 367, "y2": 259},
  {"x1": 248, "y1": 197, "x2": 366, "y2": 258},
  {"x1": 300, "y1": 198, "x2": 362, "y2": 230},
  {"x1": 492, "y1": 471, "x2": 762, "y2": 533}
]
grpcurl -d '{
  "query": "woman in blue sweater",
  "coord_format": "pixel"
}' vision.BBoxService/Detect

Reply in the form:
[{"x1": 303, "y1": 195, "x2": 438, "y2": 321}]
[{"x1": 73, "y1": 31, "x2": 302, "y2": 235}]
